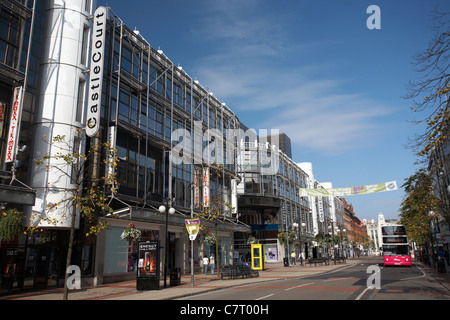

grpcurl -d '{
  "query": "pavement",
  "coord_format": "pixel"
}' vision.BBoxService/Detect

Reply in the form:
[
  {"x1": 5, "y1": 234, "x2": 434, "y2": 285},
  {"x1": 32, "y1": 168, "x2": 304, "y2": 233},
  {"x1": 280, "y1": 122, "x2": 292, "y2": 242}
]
[
  {"x1": 1, "y1": 257, "x2": 449, "y2": 301},
  {"x1": 0, "y1": 259, "x2": 361, "y2": 300}
]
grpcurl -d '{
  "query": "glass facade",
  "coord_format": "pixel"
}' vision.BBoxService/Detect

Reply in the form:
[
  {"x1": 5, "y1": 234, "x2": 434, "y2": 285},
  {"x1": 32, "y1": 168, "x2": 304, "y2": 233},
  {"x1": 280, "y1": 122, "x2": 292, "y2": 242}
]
[
  {"x1": 97, "y1": 15, "x2": 240, "y2": 214},
  {"x1": 236, "y1": 139, "x2": 315, "y2": 251}
]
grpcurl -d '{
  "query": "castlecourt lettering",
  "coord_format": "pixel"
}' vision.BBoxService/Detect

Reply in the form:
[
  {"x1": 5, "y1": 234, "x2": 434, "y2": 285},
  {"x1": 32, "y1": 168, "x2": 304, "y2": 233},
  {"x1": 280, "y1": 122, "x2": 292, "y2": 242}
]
[{"x1": 86, "y1": 6, "x2": 106, "y2": 137}]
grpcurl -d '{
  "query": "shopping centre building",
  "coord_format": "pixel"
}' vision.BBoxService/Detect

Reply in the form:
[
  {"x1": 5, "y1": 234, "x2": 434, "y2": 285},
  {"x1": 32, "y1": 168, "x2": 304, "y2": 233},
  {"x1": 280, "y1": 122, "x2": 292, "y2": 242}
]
[{"x1": 0, "y1": 0, "x2": 346, "y2": 291}]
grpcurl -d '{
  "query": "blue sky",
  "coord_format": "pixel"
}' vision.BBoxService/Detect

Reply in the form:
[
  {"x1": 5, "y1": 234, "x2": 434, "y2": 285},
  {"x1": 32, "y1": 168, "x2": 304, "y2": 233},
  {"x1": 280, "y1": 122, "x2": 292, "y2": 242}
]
[{"x1": 98, "y1": 0, "x2": 449, "y2": 221}]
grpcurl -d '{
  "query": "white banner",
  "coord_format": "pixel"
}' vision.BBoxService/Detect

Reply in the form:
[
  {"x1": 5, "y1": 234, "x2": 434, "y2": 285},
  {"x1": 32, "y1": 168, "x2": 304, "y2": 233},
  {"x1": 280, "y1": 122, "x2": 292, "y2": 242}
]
[{"x1": 299, "y1": 181, "x2": 398, "y2": 197}]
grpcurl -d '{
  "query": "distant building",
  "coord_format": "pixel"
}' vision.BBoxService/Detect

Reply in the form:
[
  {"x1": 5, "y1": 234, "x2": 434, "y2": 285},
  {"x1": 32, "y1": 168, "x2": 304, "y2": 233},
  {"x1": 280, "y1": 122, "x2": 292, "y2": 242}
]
[{"x1": 264, "y1": 132, "x2": 292, "y2": 159}]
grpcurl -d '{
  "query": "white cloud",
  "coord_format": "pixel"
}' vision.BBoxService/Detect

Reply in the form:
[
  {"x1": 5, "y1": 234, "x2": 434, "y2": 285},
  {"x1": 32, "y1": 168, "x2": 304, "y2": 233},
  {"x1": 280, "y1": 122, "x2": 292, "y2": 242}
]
[{"x1": 188, "y1": 1, "x2": 398, "y2": 155}]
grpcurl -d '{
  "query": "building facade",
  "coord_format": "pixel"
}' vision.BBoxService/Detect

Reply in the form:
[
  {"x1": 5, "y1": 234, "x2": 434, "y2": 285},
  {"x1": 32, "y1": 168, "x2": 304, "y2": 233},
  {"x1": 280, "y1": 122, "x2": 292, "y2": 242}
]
[
  {"x1": 0, "y1": 0, "x2": 368, "y2": 293},
  {"x1": 235, "y1": 133, "x2": 315, "y2": 262},
  {"x1": 0, "y1": 1, "x2": 247, "y2": 292}
]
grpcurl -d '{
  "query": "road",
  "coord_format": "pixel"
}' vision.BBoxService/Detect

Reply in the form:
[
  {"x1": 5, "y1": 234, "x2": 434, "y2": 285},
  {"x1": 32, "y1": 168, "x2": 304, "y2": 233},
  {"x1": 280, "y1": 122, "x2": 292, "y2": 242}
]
[{"x1": 178, "y1": 256, "x2": 450, "y2": 300}]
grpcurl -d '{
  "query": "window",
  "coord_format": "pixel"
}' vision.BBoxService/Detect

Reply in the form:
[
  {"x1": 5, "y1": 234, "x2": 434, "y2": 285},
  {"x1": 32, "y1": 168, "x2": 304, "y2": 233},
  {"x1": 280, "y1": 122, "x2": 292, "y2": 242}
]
[
  {"x1": 121, "y1": 46, "x2": 132, "y2": 74},
  {"x1": 155, "y1": 109, "x2": 163, "y2": 138},
  {"x1": 118, "y1": 89, "x2": 130, "y2": 122},
  {"x1": 84, "y1": 0, "x2": 92, "y2": 12},
  {"x1": 166, "y1": 76, "x2": 172, "y2": 100},
  {"x1": 80, "y1": 24, "x2": 89, "y2": 66},
  {"x1": 186, "y1": 90, "x2": 191, "y2": 114},
  {"x1": 76, "y1": 79, "x2": 85, "y2": 123},
  {"x1": 164, "y1": 114, "x2": 171, "y2": 142},
  {"x1": 209, "y1": 107, "x2": 215, "y2": 129},
  {"x1": 202, "y1": 104, "x2": 208, "y2": 124},
  {"x1": 194, "y1": 98, "x2": 201, "y2": 120},
  {"x1": 0, "y1": 11, "x2": 20, "y2": 68}
]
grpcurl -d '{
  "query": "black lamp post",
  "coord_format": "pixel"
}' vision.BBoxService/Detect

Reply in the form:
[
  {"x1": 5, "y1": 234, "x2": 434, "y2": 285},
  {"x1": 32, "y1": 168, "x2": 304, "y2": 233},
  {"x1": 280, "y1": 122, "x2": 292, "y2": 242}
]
[{"x1": 159, "y1": 199, "x2": 175, "y2": 288}]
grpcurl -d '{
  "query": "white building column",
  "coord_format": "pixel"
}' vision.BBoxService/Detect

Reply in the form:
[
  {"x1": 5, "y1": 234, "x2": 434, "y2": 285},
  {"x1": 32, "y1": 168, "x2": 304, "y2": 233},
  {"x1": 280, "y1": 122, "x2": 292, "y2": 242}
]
[{"x1": 28, "y1": 0, "x2": 96, "y2": 229}]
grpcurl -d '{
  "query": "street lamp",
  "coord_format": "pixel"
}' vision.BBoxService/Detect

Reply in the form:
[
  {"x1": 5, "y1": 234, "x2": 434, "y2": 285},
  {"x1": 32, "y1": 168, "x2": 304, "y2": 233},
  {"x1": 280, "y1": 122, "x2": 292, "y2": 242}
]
[
  {"x1": 341, "y1": 228, "x2": 346, "y2": 258},
  {"x1": 328, "y1": 224, "x2": 336, "y2": 265},
  {"x1": 159, "y1": 201, "x2": 175, "y2": 288},
  {"x1": 293, "y1": 222, "x2": 306, "y2": 266}
]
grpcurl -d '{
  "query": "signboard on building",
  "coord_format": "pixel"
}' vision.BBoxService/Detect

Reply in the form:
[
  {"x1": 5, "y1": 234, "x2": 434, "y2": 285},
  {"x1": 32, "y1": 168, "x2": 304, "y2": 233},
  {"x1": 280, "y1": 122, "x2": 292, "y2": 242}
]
[
  {"x1": 86, "y1": 6, "x2": 107, "y2": 137},
  {"x1": 231, "y1": 178, "x2": 237, "y2": 214},
  {"x1": 5, "y1": 86, "x2": 23, "y2": 163},
  {"x1": 203, "y1": 167, "x2": 209, "y2": 207},
  {"x1": 318, "y1": 196, "x2": 324, "y2": 223},
  {"x1": 0, "y1": 102, "x2": 6, "y2": 138},
  {"x1": 194, "y1": 168, "x2": 200, "y2": 208}
]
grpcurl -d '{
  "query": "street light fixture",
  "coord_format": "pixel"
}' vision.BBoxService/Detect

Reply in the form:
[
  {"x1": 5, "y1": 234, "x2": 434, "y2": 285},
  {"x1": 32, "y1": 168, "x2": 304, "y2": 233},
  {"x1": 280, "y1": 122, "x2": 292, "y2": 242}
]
[
  {"x1": 328, "y1": 224, "x2": 336, "y2": 265},
  {"x1": 342, "y1": 228, "x2": 346, "y2": 258},
  {"x1": 159, "y1": 202, "x2": 175, "y2": 288},
  {"x1": 293, "y1": 222, "x2": 306, "y2": 265}
]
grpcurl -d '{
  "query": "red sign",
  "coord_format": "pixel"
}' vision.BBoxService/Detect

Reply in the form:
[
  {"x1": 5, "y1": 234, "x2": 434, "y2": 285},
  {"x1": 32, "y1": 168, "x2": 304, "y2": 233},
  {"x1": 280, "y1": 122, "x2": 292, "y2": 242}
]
[
  {"x1": 5, "y1": 87, "x2": 23, "y2": 163},
  {"x1": 194, "y1": 169, "x2": 200, "y2": 208},
  {"x1": 203, "y1": 167, "x2": 209, "y2": 207}
]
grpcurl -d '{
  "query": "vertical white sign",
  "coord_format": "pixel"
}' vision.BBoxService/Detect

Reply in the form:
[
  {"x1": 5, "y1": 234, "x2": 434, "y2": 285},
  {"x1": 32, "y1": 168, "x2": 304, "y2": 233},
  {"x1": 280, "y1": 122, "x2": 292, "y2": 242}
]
[
  {"x1": 0, "y1": 102, "x2": 6, "y2": 138},
  {"x1": 318, "y1": 197, "x2": 324, "y2": 223},
  {"x1": 231, "y1": 178, "x2": 237, "y2": 214},
  {"x1": 5, "y1": 86, "x2": 23, "y2": 163},
  {"x1": 86, "y1": 6, "x2": 107, "y2": 137},
  {"x1": 106, "y1": 125, "x2": 115, "y2": 181}
]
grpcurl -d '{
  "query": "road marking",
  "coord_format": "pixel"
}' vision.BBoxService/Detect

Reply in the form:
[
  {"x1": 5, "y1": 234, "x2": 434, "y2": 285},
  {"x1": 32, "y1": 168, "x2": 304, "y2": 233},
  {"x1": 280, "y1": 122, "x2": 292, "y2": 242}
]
[
  {"x1": 355, "y1": 287, "x2": 371, "y2": 300},
  {"x1": 285, "y1": 282, "x2": 314, "y2": 291},
  {"x1": 323, "y1": 263, "x2": 356, "y2": 274},
  {"x1": 400, "y1": 264, "x2": 426, "y2": 281},
  {"x1": 255, "y1": 293, "x2": 274, "y2": 300},
  {"x1": 323, "y1": 277, "x2": 360, "y2": 282}
]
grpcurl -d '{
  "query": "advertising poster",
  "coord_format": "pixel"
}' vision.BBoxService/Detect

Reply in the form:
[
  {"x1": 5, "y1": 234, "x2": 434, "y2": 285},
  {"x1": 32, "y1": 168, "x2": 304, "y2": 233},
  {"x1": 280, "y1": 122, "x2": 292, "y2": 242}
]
[
  {"x1": 137, "y1": 240, "x2": 160, "y2": 278},
  {"x1": 265, "y1": 245, "x2": 278, "y2": 262}
]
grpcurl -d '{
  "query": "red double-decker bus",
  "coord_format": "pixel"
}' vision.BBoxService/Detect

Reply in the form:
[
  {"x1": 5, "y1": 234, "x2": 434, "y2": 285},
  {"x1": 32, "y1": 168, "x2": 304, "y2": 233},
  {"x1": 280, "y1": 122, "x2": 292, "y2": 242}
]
[{"x1": 381, "y1": 225, "x2": 411, "y2": 266}]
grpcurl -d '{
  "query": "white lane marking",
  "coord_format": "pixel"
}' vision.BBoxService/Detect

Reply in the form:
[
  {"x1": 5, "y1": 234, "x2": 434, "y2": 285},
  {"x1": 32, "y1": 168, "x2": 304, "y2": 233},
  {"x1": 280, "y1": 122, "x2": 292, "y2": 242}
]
[
  {"x1": 255, "y1": 293, "x2": 274, "y2": 300},
  {"x1": 323, "y1": 277, "x2": 359, "y2": 282},
  {"x1": 400, "y1": 264, "x2": 426, "y2": 281},
  {"x1": 355, "y1": 287, "x2": 372, "y2": 301},
  {"x1": 285, "y1": 282, "x2": 315, "y2": 291}
]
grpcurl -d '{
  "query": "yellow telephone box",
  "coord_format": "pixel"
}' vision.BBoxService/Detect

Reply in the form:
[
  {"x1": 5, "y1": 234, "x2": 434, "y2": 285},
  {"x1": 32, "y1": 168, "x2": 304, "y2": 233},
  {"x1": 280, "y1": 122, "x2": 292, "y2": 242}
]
[{"x1": 251, "y1": 244, "x2": 265, "y2": 270}]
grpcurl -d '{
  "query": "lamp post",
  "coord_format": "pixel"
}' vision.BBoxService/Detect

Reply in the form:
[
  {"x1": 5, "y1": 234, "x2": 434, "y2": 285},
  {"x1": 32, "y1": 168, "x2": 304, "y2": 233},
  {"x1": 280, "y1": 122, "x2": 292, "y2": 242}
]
[
  {"x1": 159, "y1": 200, "x2": 175, "y2": 288},
  {"x1": 293, "y1": 222, "x2": 306, "y2": 266},
  {"x1": 190, "y1": 182, "x2": 194, "y2": 286},
  {"x1": 342, "y1": 228, "x2": 346, "y2": 258},
  {"x1": 293, "y1": 222, "x2": 299, "y2": 264},
  {"x1": 328, "y1": 224, "x2": 336, "y2": 265}
]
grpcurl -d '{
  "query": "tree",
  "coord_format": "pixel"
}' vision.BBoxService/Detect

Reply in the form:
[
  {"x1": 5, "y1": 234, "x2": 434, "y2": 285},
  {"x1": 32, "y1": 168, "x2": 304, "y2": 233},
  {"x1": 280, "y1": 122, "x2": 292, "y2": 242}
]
[
  {"x1": 30, "y1": 130, "x2": 118, "y2": 300},
  {"x1": 404, "y1": 9, "x2": 450, "y2": 160},
  {"x1": 399, "y1": 169, "x2": 440, "y2": 245}
]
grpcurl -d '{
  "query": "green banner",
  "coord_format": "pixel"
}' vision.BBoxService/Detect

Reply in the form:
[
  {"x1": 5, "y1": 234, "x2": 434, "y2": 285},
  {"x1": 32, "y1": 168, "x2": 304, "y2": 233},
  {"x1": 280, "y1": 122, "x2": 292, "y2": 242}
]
[{"x1": 299, "y1": 181, "x2": 397, "y2": 197}]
